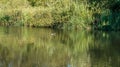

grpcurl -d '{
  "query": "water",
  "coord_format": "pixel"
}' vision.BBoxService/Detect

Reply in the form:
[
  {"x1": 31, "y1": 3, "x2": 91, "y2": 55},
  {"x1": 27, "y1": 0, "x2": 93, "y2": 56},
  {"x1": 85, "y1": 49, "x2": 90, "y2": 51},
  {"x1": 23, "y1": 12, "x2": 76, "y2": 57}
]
[{"x1": 0, "y1": 26, "x2": 120, "y2": 67}]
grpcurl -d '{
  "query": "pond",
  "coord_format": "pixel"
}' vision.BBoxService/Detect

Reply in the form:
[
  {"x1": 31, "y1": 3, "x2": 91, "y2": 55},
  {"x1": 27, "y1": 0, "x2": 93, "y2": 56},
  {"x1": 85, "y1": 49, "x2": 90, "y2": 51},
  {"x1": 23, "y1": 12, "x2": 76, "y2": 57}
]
[{"x1": 0, "y1": 26, "x2": 120, "y2": 67}]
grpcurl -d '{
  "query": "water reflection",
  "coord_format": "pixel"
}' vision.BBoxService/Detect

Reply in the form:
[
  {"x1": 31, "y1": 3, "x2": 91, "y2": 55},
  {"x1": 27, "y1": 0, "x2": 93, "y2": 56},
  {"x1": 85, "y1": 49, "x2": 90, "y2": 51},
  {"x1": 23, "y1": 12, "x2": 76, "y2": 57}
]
[
  {"x1": 0, "y1": 26, "x2": 120, "y2": 67},
  {"x1": 89, "y1": 31, "x2": 120, "y2": 67}
]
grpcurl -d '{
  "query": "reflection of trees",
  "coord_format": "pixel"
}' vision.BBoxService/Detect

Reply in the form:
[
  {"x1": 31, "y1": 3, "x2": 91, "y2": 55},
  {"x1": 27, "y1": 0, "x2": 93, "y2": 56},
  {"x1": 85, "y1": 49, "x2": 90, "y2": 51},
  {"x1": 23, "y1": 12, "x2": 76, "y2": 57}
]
[
  {"x1": 1, "y1": 26, "x2": 120, "y2": 67},
  {"x1": 0, "y1": 44, "x2": 10, "y2": 67},
  {"x1": 0, "y1": 27, "x2": 93, "y2": 67},
  {"x1": 89, "y1": 31, "x2": 120, "y2": 67},
  {"x1": 2, "y1": 26, "x2": 120, "y2": 67},
  {"x1": 0, "y1": 42, "x2": 71, "y2": 67}
]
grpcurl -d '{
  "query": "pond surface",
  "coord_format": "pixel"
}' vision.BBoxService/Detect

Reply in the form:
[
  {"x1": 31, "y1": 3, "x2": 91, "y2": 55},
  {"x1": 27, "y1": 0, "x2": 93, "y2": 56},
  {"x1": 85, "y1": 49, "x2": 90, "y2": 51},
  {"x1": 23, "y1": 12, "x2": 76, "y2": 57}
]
[{"x1": 0, "y1": 26, "x2": 120, "y2": 67}]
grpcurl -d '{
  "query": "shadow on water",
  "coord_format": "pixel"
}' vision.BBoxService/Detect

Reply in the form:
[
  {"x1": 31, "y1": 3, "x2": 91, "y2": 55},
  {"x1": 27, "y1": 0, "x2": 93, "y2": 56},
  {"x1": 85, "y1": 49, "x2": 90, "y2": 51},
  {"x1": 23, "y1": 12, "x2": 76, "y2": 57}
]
[
  {"x1": 89, "y1": 31, "x2": 120, "y2": 67},
  {"x1": 0, "y1": 26, "x2": 120, "y2": 67}
]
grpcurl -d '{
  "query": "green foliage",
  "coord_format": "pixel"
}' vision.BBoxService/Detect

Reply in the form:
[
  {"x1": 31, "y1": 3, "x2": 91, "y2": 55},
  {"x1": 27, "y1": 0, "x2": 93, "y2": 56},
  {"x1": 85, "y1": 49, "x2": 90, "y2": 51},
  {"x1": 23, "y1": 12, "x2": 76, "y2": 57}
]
[
  {"x1": 0, "y1": 10, "x2": 23, "y2": 26},
  {"x1": 27, "y1": 0, "x2": 40, "y2": 6},
  {"x1": 22, "y1": 8, "x2": 53, "y2": 27},
  {"x1": 0, "y1": 0, "x2": 92, "y2": 29},
  {"x1": 0, "y1": 0, "x2": 120, "y2": 30},
  {"x1": 87, "y1": 0, "x2": 120, "y2": 30}
]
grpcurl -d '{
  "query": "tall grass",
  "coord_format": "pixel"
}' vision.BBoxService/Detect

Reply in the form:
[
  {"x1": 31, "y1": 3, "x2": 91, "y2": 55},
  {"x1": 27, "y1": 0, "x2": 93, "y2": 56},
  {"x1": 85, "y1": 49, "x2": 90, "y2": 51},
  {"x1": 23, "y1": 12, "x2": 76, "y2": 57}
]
[
  {"x1": 0, "y1": 0, "x2": 94, "y2": 29},
  {"x1": 1, "y1": 0, "x2": 119, "y2": 30},
  {"x1": 0, "y1": 4, "x2": 53, "y2": 27}
]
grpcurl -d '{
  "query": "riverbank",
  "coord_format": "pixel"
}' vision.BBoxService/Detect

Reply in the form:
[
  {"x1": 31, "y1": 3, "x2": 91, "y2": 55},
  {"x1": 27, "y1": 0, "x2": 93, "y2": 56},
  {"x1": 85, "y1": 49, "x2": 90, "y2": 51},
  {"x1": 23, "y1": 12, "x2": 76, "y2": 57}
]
[
  {"x1": 0, "y1": 0, "x2": 120, "y2": 30},
  {"x1": 0, "y1": 7, "x2": 53, "y2": 27},
  {"x1": 0, "y1": 0, "x2": 93, "y2": 30}
]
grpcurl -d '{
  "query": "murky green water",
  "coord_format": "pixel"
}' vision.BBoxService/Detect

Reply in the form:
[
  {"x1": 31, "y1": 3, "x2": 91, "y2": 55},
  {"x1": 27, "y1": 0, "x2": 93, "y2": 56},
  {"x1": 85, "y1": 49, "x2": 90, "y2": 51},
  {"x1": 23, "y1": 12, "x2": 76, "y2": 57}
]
[{"x1": 0, "y1": 26, "x2": 120, "y2": 67}]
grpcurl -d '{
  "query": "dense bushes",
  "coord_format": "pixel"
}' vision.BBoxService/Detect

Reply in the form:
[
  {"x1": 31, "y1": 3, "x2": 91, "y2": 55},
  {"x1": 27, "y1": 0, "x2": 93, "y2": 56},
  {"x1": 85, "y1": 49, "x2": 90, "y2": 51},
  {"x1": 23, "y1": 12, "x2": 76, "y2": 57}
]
[
  {"x1": 0, "y1": 8, "x2": 53, "y2": 27},
  {"x1": 0, "y1": 0, "x2": 120, "y2": 30},
  {"x1": 0, "y1": 0, "x2": 92, "y2": 29},
  {"x1": 87, "y1": 0, "x2": 120, "y2": 30}
]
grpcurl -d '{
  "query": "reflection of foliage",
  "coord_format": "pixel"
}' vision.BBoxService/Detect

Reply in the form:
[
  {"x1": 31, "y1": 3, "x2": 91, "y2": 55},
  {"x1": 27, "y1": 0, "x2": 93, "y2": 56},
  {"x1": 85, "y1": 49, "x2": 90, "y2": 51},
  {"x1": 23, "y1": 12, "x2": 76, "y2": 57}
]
[
  {"x1": 89, "y1": 31, "x2": 120, "y2": 67},
  {"x1": 0, "y1": 27, "x2": 92, "y2": 67},
  {"x1": 0, "y1": 26, "x2": 95, "y2": 67},
  {"x1": 0, "y1": 27, "x2": 120, "y2": 67}
]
